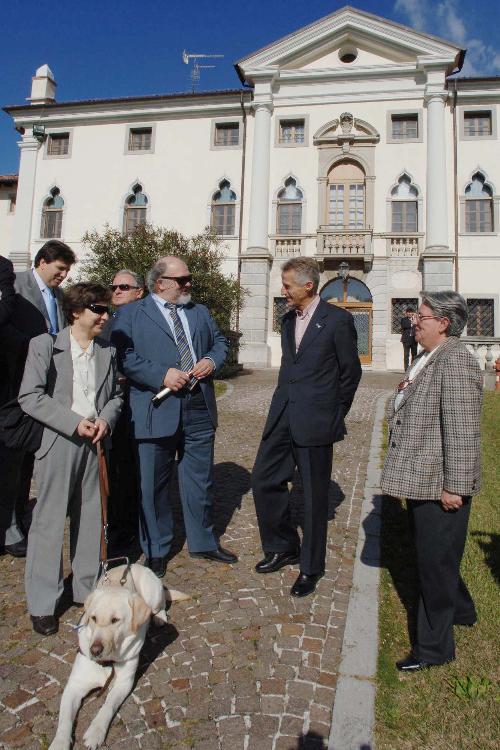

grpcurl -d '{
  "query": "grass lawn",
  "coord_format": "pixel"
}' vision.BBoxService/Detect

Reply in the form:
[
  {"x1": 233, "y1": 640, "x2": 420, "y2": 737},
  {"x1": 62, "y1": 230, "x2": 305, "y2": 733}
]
[
  {"x1": 214, "y1": 380, "x2": 227, "y2": 398},
  {"x1": 375, "y1": 392, "x2": 500, "y2": 750}
]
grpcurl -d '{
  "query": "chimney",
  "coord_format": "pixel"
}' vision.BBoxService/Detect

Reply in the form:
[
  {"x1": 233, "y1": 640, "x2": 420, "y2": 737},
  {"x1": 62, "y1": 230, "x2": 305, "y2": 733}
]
[{"x1": 29, "y1": 65, "x2": 56, "y2": 104}]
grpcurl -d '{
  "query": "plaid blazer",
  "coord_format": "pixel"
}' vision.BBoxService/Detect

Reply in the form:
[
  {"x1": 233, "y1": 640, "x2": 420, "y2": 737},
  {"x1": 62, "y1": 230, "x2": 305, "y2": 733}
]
[{"x1": 380, "y1": 337, "x2": 482, "y2": 501}]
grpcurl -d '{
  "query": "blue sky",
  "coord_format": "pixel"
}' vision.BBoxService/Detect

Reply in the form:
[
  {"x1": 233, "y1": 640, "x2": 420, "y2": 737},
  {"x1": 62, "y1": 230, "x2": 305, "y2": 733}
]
[{"x1": 1, "y1": 0, "x2": 498, "y2": 173}]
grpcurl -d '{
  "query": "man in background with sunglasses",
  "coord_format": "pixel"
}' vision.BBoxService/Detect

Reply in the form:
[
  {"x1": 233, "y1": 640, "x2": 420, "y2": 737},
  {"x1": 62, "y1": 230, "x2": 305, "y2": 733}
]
[
  {"x1": 102, "y1": 270, "x2": 144, "y2": 553},
  {"x1": 112, "y1": 256, "x2": 234, "y2": 578}
]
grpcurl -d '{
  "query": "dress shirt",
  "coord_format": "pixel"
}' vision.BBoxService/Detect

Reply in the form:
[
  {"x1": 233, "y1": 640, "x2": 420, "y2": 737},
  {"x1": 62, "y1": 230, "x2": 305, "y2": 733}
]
[
  {"x1": 33, "y1": 268, "x2": 58, "y2": 333},
  {"x1": 295, "y1": 295, "x2": 321, "y2": 351},
  {"x1": 70, "y1": 333, "x2": 97, "y2": 419},
  {"x1": 152, "y1": 293, "x2": 198, "y2": 366}
]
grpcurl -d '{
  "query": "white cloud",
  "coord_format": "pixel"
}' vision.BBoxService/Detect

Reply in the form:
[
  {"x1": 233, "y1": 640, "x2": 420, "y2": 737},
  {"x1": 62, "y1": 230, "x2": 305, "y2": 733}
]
[{"x1": 394, "y1": 0, "x2": 500, "y2": 76}]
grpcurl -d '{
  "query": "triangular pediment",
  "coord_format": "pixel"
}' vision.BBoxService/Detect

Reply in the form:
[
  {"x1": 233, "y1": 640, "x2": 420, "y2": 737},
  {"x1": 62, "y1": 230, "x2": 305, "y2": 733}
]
[{"x1": 236, "y1": 6, "x2": 463, "y2": 81}]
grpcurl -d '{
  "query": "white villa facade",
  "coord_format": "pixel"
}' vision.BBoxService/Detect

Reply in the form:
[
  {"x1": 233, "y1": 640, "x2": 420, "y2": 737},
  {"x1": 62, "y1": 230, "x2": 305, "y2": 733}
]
[{"x1": 2, "y1": 6, "x2": 499, "y2": 370}]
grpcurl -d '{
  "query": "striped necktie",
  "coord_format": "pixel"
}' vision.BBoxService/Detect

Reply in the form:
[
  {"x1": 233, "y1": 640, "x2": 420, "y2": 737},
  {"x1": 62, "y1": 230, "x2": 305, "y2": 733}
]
[{"x1": 165, "y1": 302, "x2": 197, "y2": 388}]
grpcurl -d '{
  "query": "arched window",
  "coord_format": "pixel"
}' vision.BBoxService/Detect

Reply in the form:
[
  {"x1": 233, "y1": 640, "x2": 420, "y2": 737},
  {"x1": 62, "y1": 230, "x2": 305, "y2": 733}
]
[
  {"x1": 320, "y1": 277, "x2": 373, "y2": 303},
  {"x1": 464, "y1": 172, "x2": 493, "y2": 232},
  {"x1": 41, "y1": 187, "x2": 64, "y2": 238},
  {"x1": 328, "y1": 159, "x2": 365, "y2": 229},
  {"x1": 391, "y1": 174, "x2": 418, "y2": 232},
  {"x1": 124, "y1": 184, "x2": 148, "y2": 234},
  {"x1": 211, "y1": 179, "x2": 236, "y2": 236},
  {"x1": 277, "y1": 177, "x2": 303, "y2": 235}
]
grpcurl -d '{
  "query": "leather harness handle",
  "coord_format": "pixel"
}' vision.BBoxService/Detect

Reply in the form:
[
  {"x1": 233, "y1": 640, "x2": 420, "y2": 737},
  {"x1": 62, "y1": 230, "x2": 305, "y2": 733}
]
[{"x1": 97, "y1": 440, "x2": 109, "y2": 565}]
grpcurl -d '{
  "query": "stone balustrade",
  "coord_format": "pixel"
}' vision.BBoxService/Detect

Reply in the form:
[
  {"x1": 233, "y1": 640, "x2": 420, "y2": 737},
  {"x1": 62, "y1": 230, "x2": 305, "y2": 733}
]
[
  {"x1": 274, "y1": 237, "x2": 303, "y2": 258},
  {"x1": 386, "y1": 234, "x2": 422, "y2": 257},
  {"x1": 462, "y1": 337, "x2": 500, "y2": 371},
  {"x1": 316, "y1": 229, "x2": 372, "y2": 256}
]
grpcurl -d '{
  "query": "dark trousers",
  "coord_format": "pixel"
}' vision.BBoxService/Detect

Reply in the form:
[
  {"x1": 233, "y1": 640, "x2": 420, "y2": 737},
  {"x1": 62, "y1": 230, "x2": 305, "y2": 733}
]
[
  {"x1": 0, "y1": 446, "x2": 34, "y2": 545},
  {"x1": 403, "y1": 341, "x2": 418, "y2": 371},
  {"x1": 108, "y1": 406, "x2": 139, "y2": 547},
  {"x1": 408, "y1": 498, "x2": 476, "y2": 663},
  {"x1": 252, "y1": 405, "x2": 333, "y2": 576}
]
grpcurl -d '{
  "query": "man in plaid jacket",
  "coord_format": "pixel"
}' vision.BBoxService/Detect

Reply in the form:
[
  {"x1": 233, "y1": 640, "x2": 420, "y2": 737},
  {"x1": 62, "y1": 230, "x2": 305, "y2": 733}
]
[{"x1": 381, "y1": 290, "x2": 482, "y2": 672}]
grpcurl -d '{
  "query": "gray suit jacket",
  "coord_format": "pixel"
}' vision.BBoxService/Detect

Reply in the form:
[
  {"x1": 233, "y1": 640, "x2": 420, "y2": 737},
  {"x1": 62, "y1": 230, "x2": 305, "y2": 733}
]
[
  {"x1": 2, "y1": 269, "x2": 66, "y2": 397},
  {"x1": 18, "y1": 327, "x2": 123, "y2": 459},
  {"x1": 380, "y1": 337, "x2": 482, "y2": 501}
]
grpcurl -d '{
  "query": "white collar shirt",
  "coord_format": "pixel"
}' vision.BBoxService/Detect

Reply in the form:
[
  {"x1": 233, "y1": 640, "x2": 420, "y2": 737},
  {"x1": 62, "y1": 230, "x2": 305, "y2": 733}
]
[
  {"x1": 33, "y1": 268, "x2": 56, "y2": 330},
  {"x1": 70, "y1": 333, "x2": 97, "y2": 419},
  {"x1": 151, "y1": 293, "x2": 197, "y2": 366}
]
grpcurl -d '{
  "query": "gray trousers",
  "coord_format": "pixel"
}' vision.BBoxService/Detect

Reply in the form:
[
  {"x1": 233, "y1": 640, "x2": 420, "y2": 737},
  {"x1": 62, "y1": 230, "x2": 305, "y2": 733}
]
[{"x1": 25, "y1": 435, "x2": 101, "y2": 616}]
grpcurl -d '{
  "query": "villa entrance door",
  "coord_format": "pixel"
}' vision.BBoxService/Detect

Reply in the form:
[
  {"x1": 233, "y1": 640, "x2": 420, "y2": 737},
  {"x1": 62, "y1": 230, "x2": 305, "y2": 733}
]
[{"x1": 320, "y1": 276, "x2": 373, "y2": 364}]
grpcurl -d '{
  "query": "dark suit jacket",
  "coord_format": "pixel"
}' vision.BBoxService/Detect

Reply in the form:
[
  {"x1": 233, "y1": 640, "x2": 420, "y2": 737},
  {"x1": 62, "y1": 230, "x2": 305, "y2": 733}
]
[
  {"x1": 111, "y1": 295, "x2": 228, "y2": 439},
  {"x1": 400, "y1": 316, "x2": 415, "y2": 345},
  {"x1": 0, "y1": 257, "x2": 16, "y2": 405},
  {"x1": 2, "y1": 269, "x2": 66, "y2": 397},
  {"x1": 263, "y1": 299, "x2": 362, "y2": 446}
]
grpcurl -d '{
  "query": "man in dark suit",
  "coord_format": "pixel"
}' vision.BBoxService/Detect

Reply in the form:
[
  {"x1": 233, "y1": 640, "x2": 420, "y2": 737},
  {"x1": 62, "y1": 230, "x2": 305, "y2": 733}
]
[
  {"x1": 0, "y1": 240, "x2": 75, "y2": 556},
  {"x1": 252, "y1": 257, "x2": 362, "y2": 597},
  {"x1": 0, "y1": 255, "x2": 16, "y2": 405},
  {"x1": 400, "y1": 307, "x2": 417, "y2": 371},
  {"x1": 112, "y1": 255, "x2": 235, "y2": 578}
]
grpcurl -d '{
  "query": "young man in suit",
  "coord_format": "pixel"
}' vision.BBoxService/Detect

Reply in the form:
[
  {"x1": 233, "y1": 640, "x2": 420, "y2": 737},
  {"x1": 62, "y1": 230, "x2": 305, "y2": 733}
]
[
  {"x1": 112, "y1": 256, "x2": 235, "y2": 577},
  {"x1": 252, "y1": 257, "x2": 362, "y2": 597},
  {"x1": 1, "y1": 240, "x2": 75, "y2": 557},
  {"x1": 400, "y1": 306, "x2": 417, "y2": 371}
]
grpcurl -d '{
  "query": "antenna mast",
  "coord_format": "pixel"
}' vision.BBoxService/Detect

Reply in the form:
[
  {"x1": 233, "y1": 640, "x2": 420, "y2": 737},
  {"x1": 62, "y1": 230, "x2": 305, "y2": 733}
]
[{"x1": 182, "y1": 51, "x2": 224, "y2": 92}]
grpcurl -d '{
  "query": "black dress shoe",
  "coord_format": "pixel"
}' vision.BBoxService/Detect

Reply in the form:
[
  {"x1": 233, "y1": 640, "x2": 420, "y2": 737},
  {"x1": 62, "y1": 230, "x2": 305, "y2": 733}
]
[
  {"x1": 396, "y1": 654, "x2": 453, "y2": 672},
  {"x1": 31, "y1": 615, "x2": 58, "y2": 636},
  {"x1": 255, "y1": 550, "x2": 300, "y2": 574},
  {"x1": 4, "y1": 538, "x2": 28, "y2": 558},
  {"x1": 290, "y1": 572, "x2": 323, "y2": 598},
  {"x1": 190, "y1": 545, "x2": 238, "y2": 564},
  {"x1": 148, "y1": 557, "x2": 167, "y2": 578}
]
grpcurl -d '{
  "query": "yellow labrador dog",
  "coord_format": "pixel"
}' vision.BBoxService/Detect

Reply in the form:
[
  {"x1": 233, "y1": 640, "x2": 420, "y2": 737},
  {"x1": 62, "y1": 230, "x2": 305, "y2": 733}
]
[{"x1": 49, "y1": 563, "x2": 188, "y2": 750}]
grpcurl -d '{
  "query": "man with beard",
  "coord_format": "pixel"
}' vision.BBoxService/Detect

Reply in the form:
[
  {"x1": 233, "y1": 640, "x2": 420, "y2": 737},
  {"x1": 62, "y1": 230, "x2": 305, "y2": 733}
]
[{"x1": 112, "y1": 256, "x2": 235, "y2": 577}]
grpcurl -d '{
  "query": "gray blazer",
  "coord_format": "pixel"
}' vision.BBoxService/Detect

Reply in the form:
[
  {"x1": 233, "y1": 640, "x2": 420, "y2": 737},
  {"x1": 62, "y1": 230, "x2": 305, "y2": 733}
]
[
  {"x1": 380, "y1": 337, "x2": 482, "y2": 501},
  {"x1": 18, "y1": 327, "x2": 123, "y2": 459}
]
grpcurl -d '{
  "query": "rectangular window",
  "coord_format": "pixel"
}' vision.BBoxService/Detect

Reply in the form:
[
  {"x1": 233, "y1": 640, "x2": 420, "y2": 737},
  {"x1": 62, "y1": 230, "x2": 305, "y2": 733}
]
[
  {"x1": 391, "y1": 114, "x2": 418, "y2": 140},
  {"x1": 279, "y1": 119, "x2": 305, "y2": 144},
  {"x1": 214, "y1": 122, "x2": 239, "y2": 146},
  {"x1": 128, "y1": 127, "x2": 152, "y2": 151},
  {"x1": 392, "y1": 201, "x2": 418, "y2": 233},
  {"x1": 211, "y1": 204, "x2": 235, "y2": 236},
  {"x1": 464, "y1": 111, "x2": 492, "y2": 137},
  {"x1": 465, "y1": 200, "x2": 493, "y2": 232},
  {"x1": 349, "y1": 184, "x2": 364, "y2": 229},
  {"x1": 391, "y1": 298, "x2": 418, "y2": 334},
  {"x1": 42, "y1": 210, "x2": 63, "y2": 238},
  {"x1": 467, "y1": 299, "x2": 494, "y2": 336},
  {"x1": 277, "y1": 203, "x2": 302, "y2": 234},
  {"x1": 273, "y1": 297, "x2": 288, "y2": 333},
  {"x1": 124, "y1": 207, "x2": 147, "y2": 234},
  {"x1": 47, "y1": 133, "x2": 70, "y2": 156},
  {"x1": 328, "y1": 184, "x2": 344, "y2": 227}
]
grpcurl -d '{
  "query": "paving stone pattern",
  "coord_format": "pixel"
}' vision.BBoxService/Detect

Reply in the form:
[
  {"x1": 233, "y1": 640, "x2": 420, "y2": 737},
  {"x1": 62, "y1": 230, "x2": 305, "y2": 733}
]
[{"x1": 0, "y1": 370, "x2": 400, "y2": 750}]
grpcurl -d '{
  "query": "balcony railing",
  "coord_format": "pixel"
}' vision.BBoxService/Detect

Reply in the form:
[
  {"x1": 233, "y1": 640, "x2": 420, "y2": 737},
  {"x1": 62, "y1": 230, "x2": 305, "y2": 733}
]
[
  {"x1": 316, "y1": 228, "x2": 373, "y2": 267},
  {"x1": 273, "y1": 237, "x2": 303, "y2": 258},
  {"x1": 462, "y1": 337, "x2": 500, "y2": 371},
  {"x1": 386, "y1": 233, "x2": 423, "y2": 257}
]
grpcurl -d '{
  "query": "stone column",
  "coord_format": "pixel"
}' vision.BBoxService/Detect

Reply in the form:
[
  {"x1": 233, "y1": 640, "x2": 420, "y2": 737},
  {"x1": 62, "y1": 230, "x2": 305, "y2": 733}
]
[
  {"x1": 422, "y1": 90, "x2": 454, "y2": 290},
  {"x1": 239, "y1": 101, "x2": 273, "y2": 367},
  {"x1": 11, "y1": 131, "x2": 41, "y2": 270}
]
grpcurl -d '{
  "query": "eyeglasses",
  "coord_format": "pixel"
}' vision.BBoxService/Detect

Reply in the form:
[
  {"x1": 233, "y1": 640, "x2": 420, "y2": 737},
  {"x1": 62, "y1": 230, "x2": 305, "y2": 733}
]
[
  {"x1": 110, "y1": 283, "x2": 140, "y2": 292},
  {"x1": 86, "y1": 303, "x2": 110, "y2": 316},
  {"x1": 416, "y1": 313, "x2": 443, "y2": 321},
  {"x1": 160, "y1": 275, "x2": 192, "y2": 286}
]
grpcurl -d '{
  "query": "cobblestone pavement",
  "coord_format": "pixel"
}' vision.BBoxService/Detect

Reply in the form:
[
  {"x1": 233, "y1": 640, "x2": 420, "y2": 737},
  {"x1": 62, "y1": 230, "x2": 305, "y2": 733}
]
[{"x1": 0, "y1": 370, "x2": 400, "y2": 750}]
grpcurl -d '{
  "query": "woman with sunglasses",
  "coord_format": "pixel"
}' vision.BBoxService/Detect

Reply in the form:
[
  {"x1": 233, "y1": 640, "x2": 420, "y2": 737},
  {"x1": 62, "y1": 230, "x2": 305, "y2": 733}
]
[{"x1": 18, "y1": 283, "x2": 123, "y2": 635}]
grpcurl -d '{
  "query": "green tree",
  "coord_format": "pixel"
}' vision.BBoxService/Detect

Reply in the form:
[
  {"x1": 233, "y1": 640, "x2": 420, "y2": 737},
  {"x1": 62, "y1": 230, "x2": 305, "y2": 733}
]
[{"x1": 79, "y1": 224, "x2": 245, "y2": 331}]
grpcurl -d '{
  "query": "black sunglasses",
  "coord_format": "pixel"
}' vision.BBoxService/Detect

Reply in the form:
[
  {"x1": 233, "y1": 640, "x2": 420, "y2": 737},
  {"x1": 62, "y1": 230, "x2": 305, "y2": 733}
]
[
  {"x1": 86, "y1": 303, "x2": 110, "y2": 316},
  {"x1": 110, "y1": 283, "x2": 140, "y2": 292},
  {"x1": 160, "y1": 275, "x2": 192, "y2": 286}
]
